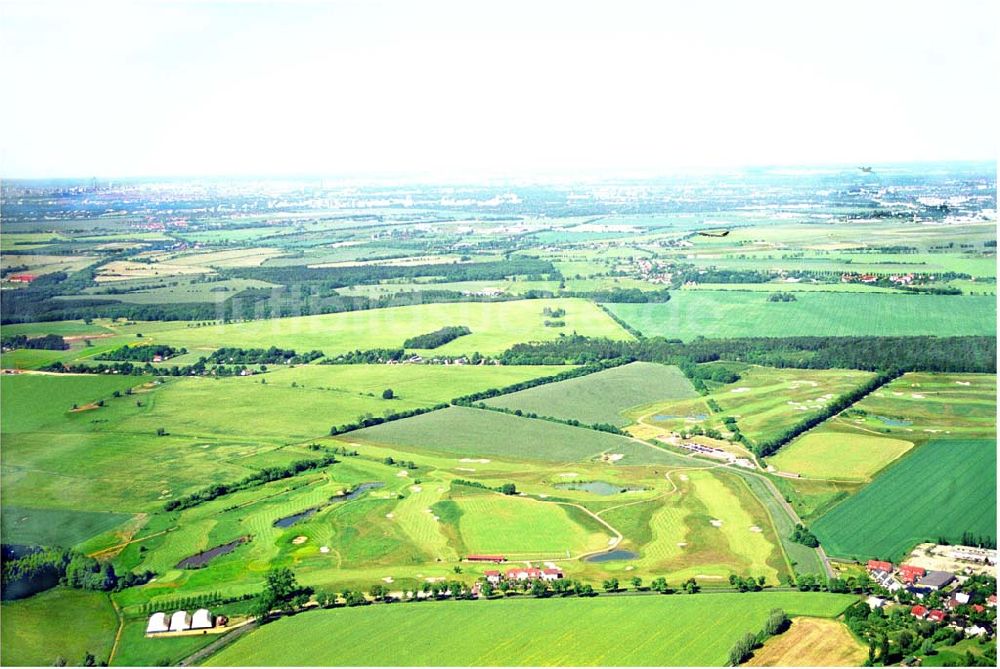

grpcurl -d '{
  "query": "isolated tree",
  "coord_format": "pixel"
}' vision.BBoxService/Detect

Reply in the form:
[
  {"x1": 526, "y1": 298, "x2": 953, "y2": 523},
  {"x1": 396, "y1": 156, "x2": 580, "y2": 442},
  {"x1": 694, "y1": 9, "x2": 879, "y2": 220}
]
[
  {"x1": 382, "y1": 388, "x2": 394, "y2": 399},
  {"x1": 602, "y1": 578, "x2": 619, "y2": 593},
  {"x1": 530, "y1": 579, "x2": 548, "y2": 598},
  {"x1": 630, "y1": 576, "x2": 643, "y2": 591}
]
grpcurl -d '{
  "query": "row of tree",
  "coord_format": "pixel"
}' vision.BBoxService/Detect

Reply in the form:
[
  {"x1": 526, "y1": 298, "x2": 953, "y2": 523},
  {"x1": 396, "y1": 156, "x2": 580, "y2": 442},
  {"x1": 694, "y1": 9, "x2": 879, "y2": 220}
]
[
  {"x1": 727, "y1": 609, "x2": 789, "y2": 666},
  {"x1": 327, "y1": 404, "x2": 449, "y2": 436},
  {"x1": 163, "y1": 455, "x2": 339, "y2": 512},
  {"x1": 0, "y1": 333, "x2": 69, "y2": 351},
  {"x1": 451, "y1": 359, "x2": 627, "y2": 405},
  {"x1": 498, "y1": 334, "x2": 996, "y2": 373},
  {"x1": 206, "y1": 346, "x2": 323, "y2": 366},
  {"x1": 402, "y1": 326, "x2": 471, "y2": 349},
  {"x1": 94, "y1": 344, "x2": 182, "y2": 362}
]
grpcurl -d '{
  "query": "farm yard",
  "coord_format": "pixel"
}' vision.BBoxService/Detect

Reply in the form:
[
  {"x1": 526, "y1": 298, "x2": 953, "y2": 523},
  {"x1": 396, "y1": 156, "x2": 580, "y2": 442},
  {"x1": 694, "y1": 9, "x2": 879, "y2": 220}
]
[{"x1": 203, "y1": 592, "x2": 857, "y2": 666}]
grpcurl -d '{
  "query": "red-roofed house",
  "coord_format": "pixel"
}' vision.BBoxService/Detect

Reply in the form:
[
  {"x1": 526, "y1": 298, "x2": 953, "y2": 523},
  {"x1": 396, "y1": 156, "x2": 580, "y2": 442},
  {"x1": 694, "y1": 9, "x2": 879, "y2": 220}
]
[
  {"x1": 899, "y1": 565, "x2": 926, "y2": 584},
  {"x1": 867, "y1": 560, "x2": 893, "y2": 573},
  {"x1": 988, "y1": 594, "x2": 996, "y2": 608},
  {"x1": 483, "y1": 570, "x2": 501, "y2": 585},
  {"x1": 972, "y1": 604, "x2": 985, "y2": 614},
  {"x1": 8, "y1": 273, "x2": 37, "y2": 283},
  {"x1": 912, "y1": 605, "x2": 929, "y2": 619},
  {"x1": 505, "y1": 567, "x2": 543, "y2": 581},
  {"x1": 541, "y1": 568, "x2": 564, "y2": 581},
  {"x1": 928, "y1": 609, "x2": 946, "y2": 623}
]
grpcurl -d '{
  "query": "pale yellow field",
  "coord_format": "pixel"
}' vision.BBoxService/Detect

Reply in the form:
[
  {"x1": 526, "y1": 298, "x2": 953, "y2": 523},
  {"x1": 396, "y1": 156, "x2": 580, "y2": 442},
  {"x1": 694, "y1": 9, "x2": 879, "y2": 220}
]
[{"x1": 745, "y1": 616, "x2": 866, "y2": 666}]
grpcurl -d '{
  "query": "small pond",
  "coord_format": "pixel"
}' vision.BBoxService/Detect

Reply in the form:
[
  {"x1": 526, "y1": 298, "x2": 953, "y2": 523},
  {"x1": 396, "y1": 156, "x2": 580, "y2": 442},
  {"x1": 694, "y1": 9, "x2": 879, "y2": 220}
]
[
  {"x1": 584, "y1": 549, "x2": 638, "y2": 563},
  {"x1": 652, "y1": 414, "x2": 707, "y2": 421},
  {"x1": 176, "y1": 536, "x2": 248, "y2": 569},
  {"x1": 877, "y1": 416, "x2": 913, "y2": 427},
  {"x1": 273, "y1": 482, "x2": 386, "y2": 528},
  {"x1": 553, "y1": 481, "x2": 643, "y2": 496}
]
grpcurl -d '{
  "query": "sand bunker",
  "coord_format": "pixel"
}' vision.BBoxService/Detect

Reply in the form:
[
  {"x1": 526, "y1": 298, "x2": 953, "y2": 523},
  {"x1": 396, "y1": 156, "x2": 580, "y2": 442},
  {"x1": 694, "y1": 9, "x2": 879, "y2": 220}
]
[
  {"x1": 559, "y1": 472, "x2": 580, "y2": 478},
  {"x1": 677, "y1": 542, "x2": 688, "y2": 548},
  {"x1": 912, "y1": 393, "x2": 926, "y2": 399},
  {"x1": 749, "y1": 526, "x2": 763, "y2": 533},
  {"x1": 731, "y1": 387, "x2": 751, "y2": 393},
  {"x1": 956, "y1": 381, "x2": 971, "y2": 386},
  {"x1": 385, "y1": 512, "x2": 395, "y2": 519},
  {"x1": 292, "y1": 536, "x2": 308, "y2": 545},
  {"x1": 319, "y1": 546, "x2": 330, "y2": 553},
  {"x1": 710, "y1": 519, "x2": 723, "y2": 527},
  {"x1": 459, "y1": 458, "x2": 490, "y2": 463},
  {"x1": 396, "y1": 470, "x2": 408, "y2": 477},
  {"x1": 410, "y1": 485, "x2": 422, "y2": 492},
  {"x1": 382, "y1": 576, "x2": 394, "y2": 583},
  {"x1": 455, "y1": 467, "x2": 476, "y2": 472}
]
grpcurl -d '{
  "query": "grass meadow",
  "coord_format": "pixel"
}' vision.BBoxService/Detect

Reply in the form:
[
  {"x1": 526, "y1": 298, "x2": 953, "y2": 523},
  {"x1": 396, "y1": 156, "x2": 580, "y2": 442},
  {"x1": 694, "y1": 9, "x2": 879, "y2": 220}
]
[
  {"x1": 597, "y1": 469, "x2": 788, "y2": 584},
  {"x1": 149, "y1": 298, "x2": 632, "y2": 355},
  {"x1": 203, "y1": 592, "x2": 857, "y2": 666},
  {"x1": 0, "y1": 588, "x2": 117, "y2": 666},
  {"x1": 483, "y1": 362, "x2": 698, "y2": 427},
  {"x1": 605, "y1": 292, "x2": 996, "y2": 340},
  {"x1": 767, "y1": 432, "x2": 914, "y2": 481},
  {"x1": 636, "y1": 366, "x2": 875, "y2": 447},
  {"x1": 342, "y1": 406, "x2": 691, "y2": 465}
]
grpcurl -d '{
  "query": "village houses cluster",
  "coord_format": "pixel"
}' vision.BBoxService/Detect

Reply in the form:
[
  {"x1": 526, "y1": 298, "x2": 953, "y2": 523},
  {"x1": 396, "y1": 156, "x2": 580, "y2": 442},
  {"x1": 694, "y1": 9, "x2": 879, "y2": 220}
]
[{"x1": 865, "y1": 559, "x2": 997, "y2": 639}]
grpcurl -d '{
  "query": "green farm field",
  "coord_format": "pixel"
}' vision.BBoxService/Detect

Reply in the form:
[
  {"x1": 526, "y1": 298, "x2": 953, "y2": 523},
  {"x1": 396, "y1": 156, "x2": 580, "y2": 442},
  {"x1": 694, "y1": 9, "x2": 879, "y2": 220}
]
[
  {"x1": 0, "y1": 588, "x2": 117, "y2": 667},
  {"x1": 147, "y1": 298, "x2": 632, "y2": 355},
  {"x1": 483, "y1": 362, "x2": 699, "y2": 427},
  {"x1": 204, "y1": 592, "x2": 858, "y2": 666},
  {"x1": 605, "y1": 292, "x2": 996, "y2": 340},
  {"x1": 811, "y1": 439, "x2": 997, "y2": 560}
]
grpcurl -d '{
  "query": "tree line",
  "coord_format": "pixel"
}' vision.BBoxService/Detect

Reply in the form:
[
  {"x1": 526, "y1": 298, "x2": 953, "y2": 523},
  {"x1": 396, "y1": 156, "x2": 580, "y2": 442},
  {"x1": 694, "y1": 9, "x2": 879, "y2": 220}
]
[
  {"x1": 206, "y1": 346, "x2": 323, "y2": 365},
  {"x1": 163, "y1": 455, "x2": 339, "y2": 512},
  {"x1": 95, "y1": 344, "x2": 182, "y2": 362},
  {"x1": 2, "y1": 547, "x2": 154, "y2": 600},
  {"x1": 498, "y1": 334, "x2": 996, "y2": 373},
  {"x1": 0, "y1": 333, "x2": 68, "y2": 351},
  {"x1": 451, "y1": 359, "x2": 627, "y2": 405},
  {"x1": 402, "y1": 326, "x2": 471, "y2": 349},
  {"x1": 328, "y1": 404, "x2": 449, "y2": 436},
  {"x1": 727, "y1": 609, "x2": 789, "y2": 666}
]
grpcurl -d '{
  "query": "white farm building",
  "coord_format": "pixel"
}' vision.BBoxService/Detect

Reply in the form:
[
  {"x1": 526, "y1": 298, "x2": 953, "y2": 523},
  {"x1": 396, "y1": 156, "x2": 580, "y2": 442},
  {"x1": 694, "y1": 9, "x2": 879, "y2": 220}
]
[
  {"x1": 191, "y1": 608, "x2": 214, "y2": 629},
  {"x1": 169, "y1": 610, "x2": 191, "y2": 631},
  {"x1": 146, "y1": 612, "x2": 169, "y2": 634}
]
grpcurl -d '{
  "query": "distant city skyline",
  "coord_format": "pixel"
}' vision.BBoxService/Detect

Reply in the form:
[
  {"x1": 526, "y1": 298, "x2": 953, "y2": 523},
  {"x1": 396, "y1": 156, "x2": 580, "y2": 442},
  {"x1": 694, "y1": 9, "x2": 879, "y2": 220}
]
[{"x1": 1, "y1": 0, "x2": 996, "y2": 179}]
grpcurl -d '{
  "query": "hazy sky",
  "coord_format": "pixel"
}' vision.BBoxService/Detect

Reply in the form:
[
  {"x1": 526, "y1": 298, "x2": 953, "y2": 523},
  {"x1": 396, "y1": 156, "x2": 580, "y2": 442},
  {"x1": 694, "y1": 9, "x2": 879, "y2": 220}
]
[{"x1": 1, "y1": 0, "x2": 996, "y2": 178}]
